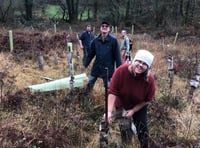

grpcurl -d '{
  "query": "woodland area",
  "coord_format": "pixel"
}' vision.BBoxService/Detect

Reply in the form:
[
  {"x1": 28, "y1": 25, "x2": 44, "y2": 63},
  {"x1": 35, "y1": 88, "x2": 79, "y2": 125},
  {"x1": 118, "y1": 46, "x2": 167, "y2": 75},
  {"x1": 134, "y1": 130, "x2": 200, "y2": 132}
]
[
  {"x1": 0, "y1": 0, "x2": 200, "y2": 148},
  {"x1": 0, "y1": 0, "x2": 200, "y2": 30}
]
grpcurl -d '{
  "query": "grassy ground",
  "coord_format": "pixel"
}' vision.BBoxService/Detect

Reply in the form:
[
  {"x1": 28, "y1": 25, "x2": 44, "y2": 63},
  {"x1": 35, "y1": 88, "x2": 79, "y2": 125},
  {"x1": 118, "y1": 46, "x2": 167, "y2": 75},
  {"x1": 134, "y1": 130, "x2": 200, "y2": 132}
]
[{"x1": 0, "y1": 27, "x2": 199, "y2": 147}]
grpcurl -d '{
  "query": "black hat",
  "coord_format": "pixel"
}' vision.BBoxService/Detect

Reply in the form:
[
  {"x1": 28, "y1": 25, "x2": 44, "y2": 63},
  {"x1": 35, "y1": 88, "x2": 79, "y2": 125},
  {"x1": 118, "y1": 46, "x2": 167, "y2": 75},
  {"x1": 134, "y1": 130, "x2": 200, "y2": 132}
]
[{"x1": 101, "y1": 21, "x2": 109, "y2": 26}]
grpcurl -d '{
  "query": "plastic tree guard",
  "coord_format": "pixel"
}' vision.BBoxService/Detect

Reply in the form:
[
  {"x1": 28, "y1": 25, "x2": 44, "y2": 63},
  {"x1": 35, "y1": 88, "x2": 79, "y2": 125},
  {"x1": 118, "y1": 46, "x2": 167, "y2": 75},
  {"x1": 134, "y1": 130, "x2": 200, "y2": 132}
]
[{"x1": 28, "y1": 73, "x2": 88, "y2": 92}]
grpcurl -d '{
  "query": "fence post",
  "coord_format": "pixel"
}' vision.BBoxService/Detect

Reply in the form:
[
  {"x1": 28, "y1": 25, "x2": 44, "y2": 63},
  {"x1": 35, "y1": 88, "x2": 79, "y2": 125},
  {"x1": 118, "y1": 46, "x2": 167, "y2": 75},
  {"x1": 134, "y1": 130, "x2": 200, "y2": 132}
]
[
  {"x1": 67, "y1": 42, "x2": 74, "y2": 89},
  {"x1": 173, "y1": 32, "x2": 179, "y2": 47},
  {"x1": 115, "y1": 26, "x2": 118, "y2": 34},
  {"x1": 54, "y1": 24, "x2": 57, "y2": 33},
  {"x1": 38, "y1": 53, "x2": 45, "y2": 71},
  {"x1": 0, "y1": 79, "x2": 3, "y2": 103},
  {"x1": 54, "y1": 52, "x2": 58, "y2": 65},
  {"x1": 167, "y1": 55, "x2": 174, "y2": 90},
  {"x1": 131, "y1": 24, "x2": 134, "y2": 35}
]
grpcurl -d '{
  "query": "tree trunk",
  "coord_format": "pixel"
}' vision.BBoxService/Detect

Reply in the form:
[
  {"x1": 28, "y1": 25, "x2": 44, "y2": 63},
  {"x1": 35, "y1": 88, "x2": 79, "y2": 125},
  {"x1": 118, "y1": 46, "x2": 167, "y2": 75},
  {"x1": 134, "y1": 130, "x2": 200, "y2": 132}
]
[
  {"x1": 125, "y1": 0, "x2": 131, "y2": 20},
  {"x1": 24, "y1": 0, "x2": 33, "y2": 20},
  {"x1": 184, "y1": 0, "x2": 196, "y2": 25},
  {"x1": 66, "y1": 0, "x2": 79, "y2": 22},
  {"x1": 0, "y1": 0, "x2": 12, "y2": 22},
  {"x1": 93, "y1": 0, "x2": 98, "y2": 20}
]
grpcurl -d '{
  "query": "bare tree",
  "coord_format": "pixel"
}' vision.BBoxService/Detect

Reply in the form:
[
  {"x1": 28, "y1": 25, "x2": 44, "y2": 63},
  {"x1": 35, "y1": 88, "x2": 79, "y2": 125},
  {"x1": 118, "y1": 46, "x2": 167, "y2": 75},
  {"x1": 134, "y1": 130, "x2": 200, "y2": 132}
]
[
  {"x1": 184, "y1": 0, "x2": 196, "y2": 25},
  {"x1": 58, "y1": 0, "x2": 80, "y2": 22},
  {"x1": 93, "y1": 0, "x2": 98, "y2": 20},
  {"x1": 0, "y1": 0, "x2": 12, "y2": 22},
  {"x1": 24, "y1": 0, "x2": 33, "y2": 20}
]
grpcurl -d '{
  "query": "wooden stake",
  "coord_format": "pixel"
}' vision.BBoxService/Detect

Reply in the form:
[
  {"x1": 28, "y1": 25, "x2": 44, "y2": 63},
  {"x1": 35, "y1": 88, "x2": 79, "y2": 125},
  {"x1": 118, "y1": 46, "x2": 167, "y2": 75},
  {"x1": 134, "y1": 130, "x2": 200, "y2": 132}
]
[
  {"x1": 0, "y1": 79, "x2": 3, "y2": 103},
  {"x1": 54, "y1": 24, "x2": 57, "y2": 33},
  {"x1": 167, "y1": 55, "x2": 174, "y2": 90},
  {"x1": 115, "y1": 26, "x2": 118, "y2": 34},
  {"x1": 111, "y1": 26, "x2": 114, "y2": 33},
  {"x1": 173, "y1": 32, "x2": 179, "y2": 49},
  {"x1": 54, "y1": 52, "x2": 58, "y2": 65},
  {"x1": 38, "y1": 54, "x2": 45, "y2": 71},
  {"x1": 131, "y1": 24, "x2": 134, "y2": 35}
]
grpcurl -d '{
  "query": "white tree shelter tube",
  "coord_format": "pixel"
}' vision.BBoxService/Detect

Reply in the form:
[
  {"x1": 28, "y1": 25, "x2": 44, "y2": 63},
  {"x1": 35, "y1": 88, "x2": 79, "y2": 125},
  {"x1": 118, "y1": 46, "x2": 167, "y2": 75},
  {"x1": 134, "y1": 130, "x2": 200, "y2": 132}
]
[{"x1": 28, "y1": 73, "x2": 88, "y2": 92}]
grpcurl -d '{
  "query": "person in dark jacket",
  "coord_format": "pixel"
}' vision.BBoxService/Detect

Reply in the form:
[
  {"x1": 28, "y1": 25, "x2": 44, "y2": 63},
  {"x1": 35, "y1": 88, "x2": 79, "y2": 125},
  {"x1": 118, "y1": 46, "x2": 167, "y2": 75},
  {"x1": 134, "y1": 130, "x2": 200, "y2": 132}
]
[
  {"x1": 79, "y1": 24, "x2": 95, "y2": 66},
  {"x1": 84, "y1": 21, "x2": 122, "y2": 90}
]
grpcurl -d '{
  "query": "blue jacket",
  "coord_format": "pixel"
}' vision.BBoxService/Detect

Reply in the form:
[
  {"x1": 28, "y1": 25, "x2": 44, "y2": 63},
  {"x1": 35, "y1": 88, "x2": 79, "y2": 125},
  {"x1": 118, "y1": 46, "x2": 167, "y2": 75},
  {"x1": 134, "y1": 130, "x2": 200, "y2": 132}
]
[
  {"x1": 84, "y1": 34, "x2": 122, "y2": 78},
  {"x1": 79, "y1": 31, "x2": 94, "y2": 49}
]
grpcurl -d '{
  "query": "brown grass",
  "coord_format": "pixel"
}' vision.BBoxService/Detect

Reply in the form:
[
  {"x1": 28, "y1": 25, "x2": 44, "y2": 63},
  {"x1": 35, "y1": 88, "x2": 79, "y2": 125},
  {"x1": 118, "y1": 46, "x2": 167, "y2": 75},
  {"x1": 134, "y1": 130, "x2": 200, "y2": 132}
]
[{"x1": 0, "y1": 29, "x2": 199, "y2": 147}]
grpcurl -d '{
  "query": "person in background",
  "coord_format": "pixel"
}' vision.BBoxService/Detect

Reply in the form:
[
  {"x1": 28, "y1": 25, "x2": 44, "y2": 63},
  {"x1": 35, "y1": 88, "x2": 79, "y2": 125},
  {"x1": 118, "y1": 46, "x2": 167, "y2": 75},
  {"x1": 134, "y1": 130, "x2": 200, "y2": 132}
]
[
  {"x1": 107, "y1": 49, "x2": 156, "y2": 147},
  {"x1": 120, "y1": 30, "x2": 130, "y2": 63},
  {"x1": 79, "y1": 24, "x2": 94, "y2": 66},
  {"x1": 84, "y1": 21, "x2": 122, "y2": 90}
]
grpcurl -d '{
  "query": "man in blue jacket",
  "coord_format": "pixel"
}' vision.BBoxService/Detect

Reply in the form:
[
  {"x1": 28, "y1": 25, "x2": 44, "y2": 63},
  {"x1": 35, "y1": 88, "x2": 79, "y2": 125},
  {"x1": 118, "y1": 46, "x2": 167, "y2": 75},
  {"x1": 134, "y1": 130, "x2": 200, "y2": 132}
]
[
  {"x1": 79, "y1": 24, "x2": 95, "y2": 66},
  {"x1": 84, "y1": 21, "x2": 122, "y2": 90}
]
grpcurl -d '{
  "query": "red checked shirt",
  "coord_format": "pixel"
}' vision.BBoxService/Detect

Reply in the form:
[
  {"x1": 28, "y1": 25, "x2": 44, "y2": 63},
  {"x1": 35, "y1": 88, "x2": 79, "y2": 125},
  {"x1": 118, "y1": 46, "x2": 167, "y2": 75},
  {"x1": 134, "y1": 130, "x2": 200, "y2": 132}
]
[{"x1": 108, "y1": 63, "x2": 156, "y2": 110}]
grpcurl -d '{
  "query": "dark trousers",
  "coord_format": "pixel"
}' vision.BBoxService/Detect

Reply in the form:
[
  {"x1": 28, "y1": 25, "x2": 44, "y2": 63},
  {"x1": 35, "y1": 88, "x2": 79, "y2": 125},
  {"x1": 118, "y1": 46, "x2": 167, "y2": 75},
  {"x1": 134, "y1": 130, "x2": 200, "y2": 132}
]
[
  {"x1": 82, "y1": 48, "x2": 88, "y2": 66},
  {"x1": 118, "y1": 106, "x2": 149, "y2": 148},
  {"x1": 133, "y1": 105, "x2": 149, "y2": 148},
  {"x1": 87, "y1": 75, "x2": 110, "y2": 91}
]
